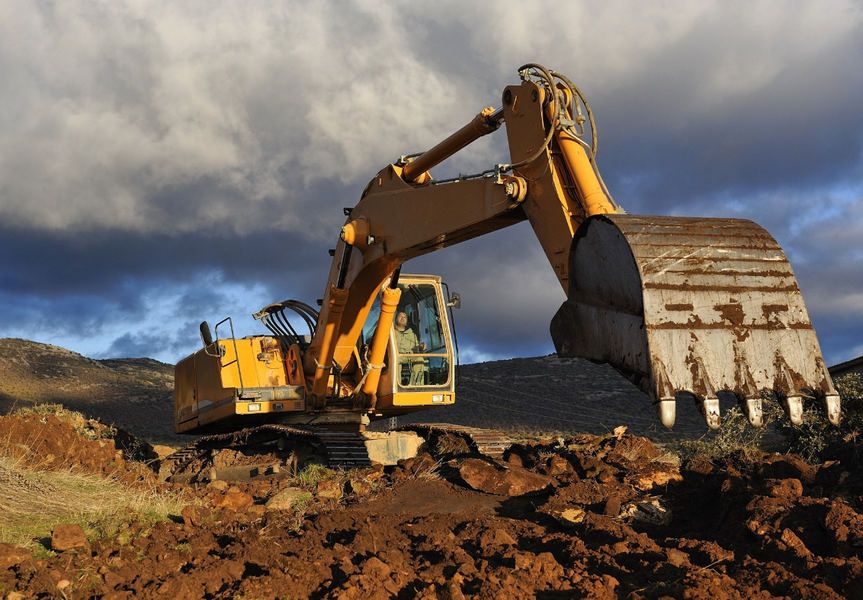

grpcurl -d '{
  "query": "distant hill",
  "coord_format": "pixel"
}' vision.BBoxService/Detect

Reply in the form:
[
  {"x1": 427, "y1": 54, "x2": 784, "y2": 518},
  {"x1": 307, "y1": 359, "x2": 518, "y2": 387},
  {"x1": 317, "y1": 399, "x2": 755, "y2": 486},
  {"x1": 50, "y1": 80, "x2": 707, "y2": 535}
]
[
  {"x1": 0, "y1": 338, "x2": 178, "y2": 444},
  {"x1": 391, "y1": 355, "x2": 710, "y2": 441},
  {"x1": 0, "y1": 339, "x2": 712, "y2": 446}
]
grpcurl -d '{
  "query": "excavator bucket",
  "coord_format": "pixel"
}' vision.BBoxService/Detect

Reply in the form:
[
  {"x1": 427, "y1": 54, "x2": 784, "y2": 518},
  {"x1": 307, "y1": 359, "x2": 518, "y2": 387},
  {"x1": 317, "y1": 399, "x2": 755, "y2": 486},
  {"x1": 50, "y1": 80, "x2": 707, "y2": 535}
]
[{"x1": 550, "y1": 214, "x2": 841, "y2": 430}]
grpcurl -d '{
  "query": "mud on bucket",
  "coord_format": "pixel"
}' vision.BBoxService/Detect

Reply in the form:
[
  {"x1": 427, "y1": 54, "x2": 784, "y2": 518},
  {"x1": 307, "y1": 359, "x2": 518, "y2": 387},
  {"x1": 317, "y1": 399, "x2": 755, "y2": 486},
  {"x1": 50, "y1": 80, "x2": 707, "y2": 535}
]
[{"x1": 550, "y1": 213, "x2": 840, "y2": 430}]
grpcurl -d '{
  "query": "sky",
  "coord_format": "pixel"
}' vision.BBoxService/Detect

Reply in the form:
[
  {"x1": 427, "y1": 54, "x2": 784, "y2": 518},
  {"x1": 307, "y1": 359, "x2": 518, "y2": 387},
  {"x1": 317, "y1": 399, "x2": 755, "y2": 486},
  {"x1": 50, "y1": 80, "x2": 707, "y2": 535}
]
[{"x1": 1, "y1": 0, "x2": 861, "y2": 367}]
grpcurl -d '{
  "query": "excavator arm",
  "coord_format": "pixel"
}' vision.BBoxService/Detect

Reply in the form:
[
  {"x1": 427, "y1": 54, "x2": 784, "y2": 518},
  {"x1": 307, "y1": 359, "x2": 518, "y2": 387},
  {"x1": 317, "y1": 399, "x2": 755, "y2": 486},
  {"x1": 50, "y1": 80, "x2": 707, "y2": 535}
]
[{"x1": 303, "y1": 64, "x2": 840, "y2": 430}]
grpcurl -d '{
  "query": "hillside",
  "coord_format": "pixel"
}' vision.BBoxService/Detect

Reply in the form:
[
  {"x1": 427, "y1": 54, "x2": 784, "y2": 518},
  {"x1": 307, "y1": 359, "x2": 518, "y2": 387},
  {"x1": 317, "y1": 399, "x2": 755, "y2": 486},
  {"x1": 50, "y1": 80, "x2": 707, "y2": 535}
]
[
  {"x1": 0, "y1": 338, "x2": 177, "y2": 444},
  {"x1": 0, "y1": 338, "x2": 711, "y2": 445},
  {"x1": 394, "y1": 355, "x2": 710, "y2": 441}
]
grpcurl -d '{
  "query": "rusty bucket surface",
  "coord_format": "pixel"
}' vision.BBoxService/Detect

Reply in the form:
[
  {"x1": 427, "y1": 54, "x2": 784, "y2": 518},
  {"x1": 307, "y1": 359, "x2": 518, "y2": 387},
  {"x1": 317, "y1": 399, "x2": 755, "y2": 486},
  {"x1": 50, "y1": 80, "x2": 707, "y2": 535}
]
[{"x1": 551, "y1": 214, "x2": 840, "y2": 430}]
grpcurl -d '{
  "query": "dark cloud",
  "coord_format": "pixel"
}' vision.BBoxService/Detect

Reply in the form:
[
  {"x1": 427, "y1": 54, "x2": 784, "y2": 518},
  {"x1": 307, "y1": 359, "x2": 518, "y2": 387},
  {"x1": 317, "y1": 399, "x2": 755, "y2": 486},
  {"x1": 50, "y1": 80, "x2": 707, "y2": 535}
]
[{"x1": 1, "y1": 0, "x2": 861, "y2": 368}]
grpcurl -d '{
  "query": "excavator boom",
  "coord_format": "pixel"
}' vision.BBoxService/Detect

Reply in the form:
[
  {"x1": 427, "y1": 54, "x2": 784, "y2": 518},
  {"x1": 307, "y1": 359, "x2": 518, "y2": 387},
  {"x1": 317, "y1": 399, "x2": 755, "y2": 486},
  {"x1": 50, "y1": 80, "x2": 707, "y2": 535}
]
[{"x1": 305, "y1": 63, "x2": 839, "y2": 430}]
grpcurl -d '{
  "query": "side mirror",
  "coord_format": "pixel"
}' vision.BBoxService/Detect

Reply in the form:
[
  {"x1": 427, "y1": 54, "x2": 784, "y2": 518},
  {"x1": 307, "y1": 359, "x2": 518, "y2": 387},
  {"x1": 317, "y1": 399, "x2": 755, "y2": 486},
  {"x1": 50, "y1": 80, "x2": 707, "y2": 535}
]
[
  {"x1": 447, "y1": 292, "x2": 461, "y2": 309},
  {"x1": 199, "y1": 321, "x2": 214, "y2": 347}
]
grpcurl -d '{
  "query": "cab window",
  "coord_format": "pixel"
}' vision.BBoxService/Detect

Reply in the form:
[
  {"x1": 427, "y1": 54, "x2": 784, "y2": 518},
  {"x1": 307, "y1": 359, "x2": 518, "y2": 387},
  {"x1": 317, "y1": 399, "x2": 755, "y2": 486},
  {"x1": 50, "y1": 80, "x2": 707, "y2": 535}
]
[{"x1": 393, "y1": 283, "x2": 450, "y2": 388}]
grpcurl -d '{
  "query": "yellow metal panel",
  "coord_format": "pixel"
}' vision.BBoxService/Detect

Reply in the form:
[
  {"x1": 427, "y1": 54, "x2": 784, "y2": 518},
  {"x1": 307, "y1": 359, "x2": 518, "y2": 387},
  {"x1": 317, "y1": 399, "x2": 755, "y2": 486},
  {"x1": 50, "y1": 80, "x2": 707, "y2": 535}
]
[
  {"x1": 235, "y1": 398, "x2": 306, "y2": 414},
  {"x1": 219, "y1": 337, "x2": 287, "y2": 390},
  {"x1": 195, "y1": 396, "x2": 239, "y2": 428},
  {"x1": 173, "y1": 354, "x2": 198, "y2": 432},
  {"x1": 391, "y1": 392, "x2": 454, "y2": 407},
  {"x1": 195, "y1": 348, "x2": 234, "y2": 405}
]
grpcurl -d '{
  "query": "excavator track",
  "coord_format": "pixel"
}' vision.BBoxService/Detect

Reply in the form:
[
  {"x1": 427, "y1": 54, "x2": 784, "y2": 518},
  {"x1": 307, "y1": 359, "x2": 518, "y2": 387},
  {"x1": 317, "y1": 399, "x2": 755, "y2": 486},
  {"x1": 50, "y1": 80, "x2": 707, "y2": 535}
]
[
  {"x1": 310, "y1": 429, "x2": 373, "y2": 469},
  {"x1": 399, "y1": 423, "x2": 512, "y2": 458},
  {"x1": 159, "y1": 424, "x2": 369, "y2": 482},
  {"x1": 156, "y1": 445, "x2": 208, "y2": 481}
]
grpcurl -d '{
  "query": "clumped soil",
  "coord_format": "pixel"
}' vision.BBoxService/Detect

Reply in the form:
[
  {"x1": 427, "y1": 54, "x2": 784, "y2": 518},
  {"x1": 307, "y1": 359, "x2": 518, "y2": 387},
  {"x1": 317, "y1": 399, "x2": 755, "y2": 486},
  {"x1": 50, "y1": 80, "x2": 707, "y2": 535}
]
[{"x1": 2, "y1": 413, "x2": 863, "y2": 599}]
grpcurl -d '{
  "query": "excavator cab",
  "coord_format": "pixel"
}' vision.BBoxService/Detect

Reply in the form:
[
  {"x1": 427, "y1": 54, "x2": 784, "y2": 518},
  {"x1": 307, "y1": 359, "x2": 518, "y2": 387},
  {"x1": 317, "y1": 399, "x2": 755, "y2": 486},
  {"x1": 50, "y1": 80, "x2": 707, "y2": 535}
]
[
  {"x1": 361, "y1": 274, "x2": 457, "y2": 412},
  {"x1": 393, "y1": 281, "x2": 452, "y2": 387}
]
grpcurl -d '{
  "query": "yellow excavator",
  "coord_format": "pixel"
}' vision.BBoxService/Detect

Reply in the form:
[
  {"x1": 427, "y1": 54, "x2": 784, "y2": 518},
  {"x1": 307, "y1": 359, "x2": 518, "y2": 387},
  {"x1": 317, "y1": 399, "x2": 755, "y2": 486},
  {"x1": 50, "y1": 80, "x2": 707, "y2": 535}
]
[{"x1": 170, "y1": 64, "x2": 839, "y2": 472}]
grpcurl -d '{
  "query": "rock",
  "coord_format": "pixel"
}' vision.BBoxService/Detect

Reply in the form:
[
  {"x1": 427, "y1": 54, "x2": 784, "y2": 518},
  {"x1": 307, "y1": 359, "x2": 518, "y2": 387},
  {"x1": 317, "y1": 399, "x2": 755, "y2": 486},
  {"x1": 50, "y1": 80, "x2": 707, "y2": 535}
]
[
  {"x1": 206, "y1": 480, "x2": 229, "y2": 492},
  {"x1": 544, "y1": 455, "x2": 575, "y2": 477},
  {"x1": 513, "y1": 551, "x2": 533, "y2": 570},
  {"x1": 362, "y1": 467, "x2": 386, "y2": 483},
  {"x1": 103, "y1": 569, "x2": 126, "y2": 588},
  {"x1": 181, "y1": 505, "x2": 212, "y2": 527},
  {"x1": 266, "y1": 487, "x2": 308, "y2": 510},
  {"x1": 362, "y1": 556, "x2": 391, "y2": 579},
  {"x1": 557, "y1": 508, "x2": 586, "y2": 527},
  {"x1": 348, "y1": 478, "x2": 372, "y2": 497},
  {"x1": 825, "y1": 499, "x2": 863, "y2": 545},
  {"x1": 51, "y1": 524, "x2": 90, "y2": 552},
  {"x1": 317, "y1": 479, "x2": 344, "y2": 500},
  {"x1": 458, "y1": 458, "x2": 552, "y2": 496},
  {"x1": 780, "y1": 528, "x2": 812, "y2": 559},
  {"x1": 765, "y1": 478, "x2": 803, "y2": 499},
  {"x1": 478, "y1": 528, "x2": 516, "y2": 550},
  {"x1": 633, "y1": 469, "x2": 683, "y2": 491},
  {"x1": 622, "y1": 500, "x2": 672, "y2": 525},
  {"x1": 506, "y1": 443, "x2": 533, "y2": 464},
  {"x1": 214, "y1": 491, "x2": 254, "y2": 512},
  {"x1": 409, "y1": 452, "x2": 439, "y2": 476},
  {"x1": 505, "y1": 450, "x2": 525, "y2": 468},
  {"x1": 605, "y1": 435, "x2": 660, "y2": 464},
  {"x1": 597, "y1": 469, "x2": 616, "y2": 483},
  {"x1": 247, "y1": 504, "x2": 267, "y2": 520},
  {"x1": 603, "y1": 495, "x2": 622, "y2": 517},
  {"x1": 666, "y1": 548, "x2": 689, "y2": 567},
  {"x1": 0, "y1": 542, "x2": 31, "y2": 569},
  {"x1": 441, "y1": 580, "x2": 466, "y2": 600}
]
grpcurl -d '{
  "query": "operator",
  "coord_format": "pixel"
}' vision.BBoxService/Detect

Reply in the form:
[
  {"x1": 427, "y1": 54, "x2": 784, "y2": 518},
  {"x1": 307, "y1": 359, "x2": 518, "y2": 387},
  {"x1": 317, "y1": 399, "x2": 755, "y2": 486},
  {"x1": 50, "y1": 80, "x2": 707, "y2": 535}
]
[
  {"x1": 394, "y1": 311, "x2": 426, "y2": 354},
  {"x1": 394, "y1": 311, "x2": 427, "y2": 385}
]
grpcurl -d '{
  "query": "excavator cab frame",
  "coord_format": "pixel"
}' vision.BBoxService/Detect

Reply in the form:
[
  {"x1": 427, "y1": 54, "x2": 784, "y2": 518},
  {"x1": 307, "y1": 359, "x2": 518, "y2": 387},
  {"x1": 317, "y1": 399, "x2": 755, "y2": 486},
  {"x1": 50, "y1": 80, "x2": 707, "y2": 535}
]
[{"x1": 362, "y1": 274, "x2": 457, "y2": 415}]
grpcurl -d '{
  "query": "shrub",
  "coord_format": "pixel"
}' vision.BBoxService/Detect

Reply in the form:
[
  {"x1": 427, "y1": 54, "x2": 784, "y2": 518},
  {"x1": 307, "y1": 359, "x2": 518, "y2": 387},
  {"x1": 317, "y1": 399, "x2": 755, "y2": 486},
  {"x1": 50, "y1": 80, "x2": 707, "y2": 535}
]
[
  {"x1": 674, "y1": 373, "x2": 863, "y2": 464},
  {"x1": 674, "y1": 400, "x2": 786, "y2": 461},
  {"x1": 778, "y1": 373, "x2": 863, "y2": 463}
]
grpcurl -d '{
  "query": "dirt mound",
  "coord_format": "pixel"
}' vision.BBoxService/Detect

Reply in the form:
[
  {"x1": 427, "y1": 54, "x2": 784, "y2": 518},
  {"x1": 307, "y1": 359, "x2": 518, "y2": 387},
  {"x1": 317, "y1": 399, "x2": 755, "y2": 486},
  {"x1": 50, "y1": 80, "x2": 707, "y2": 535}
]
[
  {"x1": 1, "y1": 416, "x2": 862, "y2": 599},
  {"x1": 0, "y1": 409, "x2": 157, "y2": 484}
]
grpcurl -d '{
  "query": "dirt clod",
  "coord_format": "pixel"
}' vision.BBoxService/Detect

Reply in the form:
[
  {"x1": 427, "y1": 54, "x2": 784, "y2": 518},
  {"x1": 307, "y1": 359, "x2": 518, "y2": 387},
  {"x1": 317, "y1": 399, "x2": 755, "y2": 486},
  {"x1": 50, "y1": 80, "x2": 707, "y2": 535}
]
[
  {"x1": 51, "y1": 524, "x2": 90, "y2": 552},
  {"x1": 458, "y1": 457, "x2": 552, "y2": 496}
]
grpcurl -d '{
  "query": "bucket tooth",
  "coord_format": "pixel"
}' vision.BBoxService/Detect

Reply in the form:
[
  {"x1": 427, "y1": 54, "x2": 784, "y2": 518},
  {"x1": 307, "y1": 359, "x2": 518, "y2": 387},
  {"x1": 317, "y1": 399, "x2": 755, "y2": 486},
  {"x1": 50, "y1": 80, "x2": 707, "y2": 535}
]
[
  {"x1": 824, "y1": 393, "x2": 841, "y2": 426},
  {"x1": 783, "y1": 394, "x2": 804, "y2": 426},
  {"x1": 698, "y1": 397, "x2": 721, "y2": 430},
  {"x1": 654, "y1": 398, "x2": 676, "y2": 429},
  {"x1": 741, "y1": 397, "x2": 764, "y2": 428}
]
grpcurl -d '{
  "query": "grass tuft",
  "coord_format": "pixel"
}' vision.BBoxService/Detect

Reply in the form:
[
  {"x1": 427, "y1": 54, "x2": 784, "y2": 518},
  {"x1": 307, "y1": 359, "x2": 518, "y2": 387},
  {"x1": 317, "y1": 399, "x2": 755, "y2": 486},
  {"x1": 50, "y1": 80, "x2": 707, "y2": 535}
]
[{"x1": 294, "y1": 463, "x2": 333, "y2": 489}]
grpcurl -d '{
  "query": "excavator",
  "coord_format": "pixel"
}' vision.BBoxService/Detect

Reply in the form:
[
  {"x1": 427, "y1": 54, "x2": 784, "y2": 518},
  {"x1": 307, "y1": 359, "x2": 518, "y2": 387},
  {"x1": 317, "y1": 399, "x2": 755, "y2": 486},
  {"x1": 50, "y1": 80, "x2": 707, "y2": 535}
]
[{"x1": 167, "y1": 64, "x2": 840, "y2": 476}]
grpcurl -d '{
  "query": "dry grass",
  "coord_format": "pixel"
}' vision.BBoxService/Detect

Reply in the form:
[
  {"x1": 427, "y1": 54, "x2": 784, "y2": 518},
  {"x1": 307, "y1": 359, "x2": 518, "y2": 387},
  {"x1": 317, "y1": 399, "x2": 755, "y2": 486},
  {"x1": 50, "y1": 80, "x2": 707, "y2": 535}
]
[{"x1": 0, "y1": 456, "x2": 188, "y2": 552}]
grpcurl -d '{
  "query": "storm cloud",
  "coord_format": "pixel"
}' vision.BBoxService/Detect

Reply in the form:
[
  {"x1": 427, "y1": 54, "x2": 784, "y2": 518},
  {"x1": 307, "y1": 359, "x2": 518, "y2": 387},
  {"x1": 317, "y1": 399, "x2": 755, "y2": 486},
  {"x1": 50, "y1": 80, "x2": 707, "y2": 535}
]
[{"x1": 1, "y1": 0, "x2": 861, "y2": 365}]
